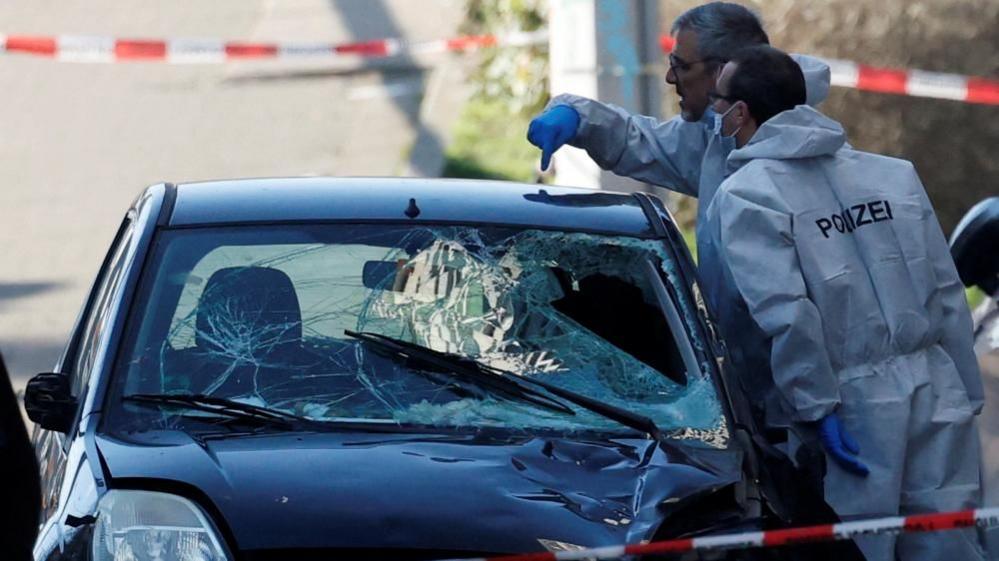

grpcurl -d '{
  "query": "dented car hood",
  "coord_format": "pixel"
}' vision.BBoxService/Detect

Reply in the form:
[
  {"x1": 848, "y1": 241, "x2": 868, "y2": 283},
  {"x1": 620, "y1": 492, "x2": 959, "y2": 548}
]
[{"x1": 96, "y1": 430, "x2": 740, "y2": 554}]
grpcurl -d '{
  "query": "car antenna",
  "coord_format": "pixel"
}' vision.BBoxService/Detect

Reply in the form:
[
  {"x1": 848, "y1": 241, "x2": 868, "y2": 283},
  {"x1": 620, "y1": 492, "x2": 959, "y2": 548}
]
[{"x1": 404, "y1": 198, "x2": 421, "y2": 218}]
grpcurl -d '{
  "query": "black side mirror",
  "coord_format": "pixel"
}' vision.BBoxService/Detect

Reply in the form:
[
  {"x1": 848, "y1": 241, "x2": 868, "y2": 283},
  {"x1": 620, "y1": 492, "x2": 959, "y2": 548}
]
[{"x1": 24, "y1": 373, "x2": 76, "y2": 433}]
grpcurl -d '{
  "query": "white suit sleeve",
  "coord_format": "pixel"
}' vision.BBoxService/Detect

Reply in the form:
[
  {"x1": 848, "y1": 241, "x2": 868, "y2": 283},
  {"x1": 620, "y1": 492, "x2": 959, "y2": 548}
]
[
  {"x1": 547, "y1": 94, "x2": 707, "y2": 197},
  {"x1": 717, "y1": 185, "x2": 841, "y2": 422},
  {"x1": 908, "y1": 165, "x2": 985, "y2": 413}
]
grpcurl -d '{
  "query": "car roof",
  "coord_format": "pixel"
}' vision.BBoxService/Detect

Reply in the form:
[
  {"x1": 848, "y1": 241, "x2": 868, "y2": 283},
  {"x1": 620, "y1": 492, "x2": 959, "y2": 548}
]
[{"x1": 166, "y1": 177, "x2": 659, "y2": 237}]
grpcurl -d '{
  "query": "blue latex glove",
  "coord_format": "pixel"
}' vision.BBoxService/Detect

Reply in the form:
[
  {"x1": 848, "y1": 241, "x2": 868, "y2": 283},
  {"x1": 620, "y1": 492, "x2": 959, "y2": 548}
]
[
  {"x1": 526, "y1": 105, "x2": 580, "y2": 171},
  {"x1": 817, "y1": 413, "x2": 870, "y2": 477}
]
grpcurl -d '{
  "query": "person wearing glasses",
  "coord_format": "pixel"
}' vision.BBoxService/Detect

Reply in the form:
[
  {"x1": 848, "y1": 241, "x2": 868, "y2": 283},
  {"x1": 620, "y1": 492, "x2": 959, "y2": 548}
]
[
  {"x1": 527, "y1": 2, "x2": 829, "y2": 243},
  {"x1": 527, "y1": 0, "x2": 832, "y2": 471},
  {"x1": 704, "y1": 44, "x2": 986, "y2": 561},
  {"x1": 526, "y1": 1, "x2": 828, "y2": 374}
]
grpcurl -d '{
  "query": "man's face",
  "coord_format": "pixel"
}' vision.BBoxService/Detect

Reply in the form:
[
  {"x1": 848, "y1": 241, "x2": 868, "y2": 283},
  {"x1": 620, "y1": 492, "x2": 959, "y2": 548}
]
[
  {"x1": 711, "y1": 61, "x2": 742, "y2": 136},
  {"x1": 665, "y1": 28, "x2": 720, "y2": 121}
]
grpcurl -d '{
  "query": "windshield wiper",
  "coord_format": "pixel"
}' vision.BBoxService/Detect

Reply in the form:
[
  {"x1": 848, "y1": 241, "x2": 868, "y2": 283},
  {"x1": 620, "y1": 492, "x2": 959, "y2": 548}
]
[
  {"x1": 345, "y1": 330, "x2": 575, "y2": 416},
  {"x1": 506, "y1": 370, "x2": 665, "y2": 440},
  {"x1": 123, "y1": 393, "x2": 311, "y2": 430},
  {"x1": 344, "y1": 330, "x2": 663, "y2": 439}
]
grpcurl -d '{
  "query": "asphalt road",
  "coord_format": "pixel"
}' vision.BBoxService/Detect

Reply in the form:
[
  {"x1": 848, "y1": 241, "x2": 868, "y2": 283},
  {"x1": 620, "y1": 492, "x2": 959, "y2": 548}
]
[{"x1": 0, "y1": 0, "x2": 469, "y2": 385}]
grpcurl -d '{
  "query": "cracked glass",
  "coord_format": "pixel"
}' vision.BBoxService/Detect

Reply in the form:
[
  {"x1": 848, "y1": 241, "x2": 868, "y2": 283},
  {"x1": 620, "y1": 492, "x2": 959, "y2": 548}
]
[{"x1": 111, "y1": 224, "x2": 727, "y2": 446}]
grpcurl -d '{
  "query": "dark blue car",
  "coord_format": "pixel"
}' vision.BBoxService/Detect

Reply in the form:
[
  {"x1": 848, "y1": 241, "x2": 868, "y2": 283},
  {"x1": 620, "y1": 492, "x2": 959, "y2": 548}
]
[{"x1": 24, "y1": 178, "x2": 851, "y2": 561}]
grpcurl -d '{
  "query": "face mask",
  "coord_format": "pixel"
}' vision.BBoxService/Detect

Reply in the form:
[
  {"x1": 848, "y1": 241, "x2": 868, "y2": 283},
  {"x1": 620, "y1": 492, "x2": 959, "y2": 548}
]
[{"x1": 712, "y1": 103, "x2": 741, "y2": 138}]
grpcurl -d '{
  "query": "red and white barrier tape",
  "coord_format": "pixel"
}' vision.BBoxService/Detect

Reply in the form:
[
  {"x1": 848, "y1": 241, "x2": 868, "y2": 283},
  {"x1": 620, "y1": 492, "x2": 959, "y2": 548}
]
[
  {"x1": 1, "y1": 30, "x2": 997, "y2": 105},
  {"x1": 823, "y1": 58, "x2": 999, "y2": 105},
  {"x1": 0, "y1": 31, "x2": 546, "y2": 64},
  {"x1": 436, "y1": 507, "x2": 999, "y2": 561}
]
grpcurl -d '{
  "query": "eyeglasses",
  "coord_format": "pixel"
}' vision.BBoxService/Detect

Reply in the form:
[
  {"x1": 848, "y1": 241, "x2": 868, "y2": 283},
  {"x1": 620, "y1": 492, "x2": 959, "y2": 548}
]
[
  {"x1": 668, "y1": 53, "x2": 721, "y2": 74},
  {"x1": 707, "y1": 91, "x2": 738, "y2": 105}
]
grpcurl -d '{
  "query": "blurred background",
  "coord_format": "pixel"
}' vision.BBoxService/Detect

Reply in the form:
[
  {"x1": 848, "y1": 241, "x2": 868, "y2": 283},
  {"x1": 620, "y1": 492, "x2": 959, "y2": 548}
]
[{"x1": 1, "y1": 0, "x2": 996, "y2": 488}]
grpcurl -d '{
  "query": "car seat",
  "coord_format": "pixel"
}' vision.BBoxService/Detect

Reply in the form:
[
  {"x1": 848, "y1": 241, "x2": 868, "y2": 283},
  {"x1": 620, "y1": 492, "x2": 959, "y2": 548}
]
[
  {"x1": 191, "y1": 266, "x2": 304, "y2": 395},
  {"x1": 196, "y1": 266, "x2": 303, "y2": 356}
]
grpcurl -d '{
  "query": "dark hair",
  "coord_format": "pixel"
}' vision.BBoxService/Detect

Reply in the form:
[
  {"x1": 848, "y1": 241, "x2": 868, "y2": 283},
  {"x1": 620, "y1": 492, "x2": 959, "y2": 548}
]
[
  {"x1": 671, "y1": 2, "x2": 769, "y2": 71},
  {"x1": 727, "y1": 45, "x2": 806, "y2": 125}
]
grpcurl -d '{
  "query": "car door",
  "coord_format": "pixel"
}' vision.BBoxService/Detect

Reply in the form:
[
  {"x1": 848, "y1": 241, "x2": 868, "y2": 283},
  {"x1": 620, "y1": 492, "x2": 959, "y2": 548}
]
[{"x1": 32, "y1": 214, "x2": 136, "y2": 547}]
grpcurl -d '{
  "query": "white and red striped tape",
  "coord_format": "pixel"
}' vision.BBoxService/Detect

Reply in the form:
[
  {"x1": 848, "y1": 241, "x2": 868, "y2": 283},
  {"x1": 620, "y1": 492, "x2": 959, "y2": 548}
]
[
  {"x1": 0, "y1": 31, "x2": 547, "y2": 64},
  {"x1": 435, "y1": 507, "x2": 999, "y2": 561},
  {"x1": 1, "y1": 30, "x2": 997, "y2": 105}
]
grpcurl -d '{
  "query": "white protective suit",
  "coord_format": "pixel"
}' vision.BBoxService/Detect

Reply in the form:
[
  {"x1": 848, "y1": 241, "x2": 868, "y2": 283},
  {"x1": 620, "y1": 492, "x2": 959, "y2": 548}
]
[{"x1": 706, "y1": 104, "x2": 986, "y2": 561}]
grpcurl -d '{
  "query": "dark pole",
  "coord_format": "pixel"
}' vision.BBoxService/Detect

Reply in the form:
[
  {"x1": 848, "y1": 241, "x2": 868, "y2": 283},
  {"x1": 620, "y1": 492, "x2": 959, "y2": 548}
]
[{"x1": 0, "y1": 351, "x2": 41, "y2": 561}]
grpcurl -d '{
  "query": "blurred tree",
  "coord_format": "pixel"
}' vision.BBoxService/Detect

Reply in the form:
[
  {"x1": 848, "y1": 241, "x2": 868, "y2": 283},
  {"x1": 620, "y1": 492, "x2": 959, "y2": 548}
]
[
  {"x1": 444, "y1": 0, "x2": 550, "y2": 182},
  {"x1": 462, "y1": 0, "x2": 550, "y2": 117}
]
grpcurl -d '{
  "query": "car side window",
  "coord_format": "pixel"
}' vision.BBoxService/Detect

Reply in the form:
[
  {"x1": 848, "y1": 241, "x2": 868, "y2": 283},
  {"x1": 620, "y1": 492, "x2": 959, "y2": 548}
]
[{"x1": 69, "y1": 217, "x2": 136, "y2": 397}]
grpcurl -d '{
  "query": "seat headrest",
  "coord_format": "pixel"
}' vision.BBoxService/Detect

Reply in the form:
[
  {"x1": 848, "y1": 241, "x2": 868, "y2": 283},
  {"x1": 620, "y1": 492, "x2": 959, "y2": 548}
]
[{"x1": 195, "y1": 266, "x2": 303, "y2": 354}]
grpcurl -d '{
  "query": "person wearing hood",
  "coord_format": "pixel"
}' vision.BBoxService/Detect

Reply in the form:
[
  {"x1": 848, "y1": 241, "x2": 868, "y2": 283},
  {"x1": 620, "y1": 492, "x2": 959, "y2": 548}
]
[
  {"x1": 526, "y1": 2, "x2": 831, "y2": 288},
  {"x1": 706, "y1": 44, "x2": 986, "y2": 560}
]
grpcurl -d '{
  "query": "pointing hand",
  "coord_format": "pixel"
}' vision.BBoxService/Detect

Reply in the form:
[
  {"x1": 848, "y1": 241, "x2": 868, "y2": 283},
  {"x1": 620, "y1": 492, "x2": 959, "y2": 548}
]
[{"x1": 526, "y1": 105, "x2": 581, "y2": 171}]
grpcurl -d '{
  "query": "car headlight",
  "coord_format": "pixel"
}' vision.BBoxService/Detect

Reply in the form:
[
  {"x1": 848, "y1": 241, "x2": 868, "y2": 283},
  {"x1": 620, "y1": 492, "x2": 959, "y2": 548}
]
[{"x1": 92, "y1": 490, "x2": 232, "y2": 561}]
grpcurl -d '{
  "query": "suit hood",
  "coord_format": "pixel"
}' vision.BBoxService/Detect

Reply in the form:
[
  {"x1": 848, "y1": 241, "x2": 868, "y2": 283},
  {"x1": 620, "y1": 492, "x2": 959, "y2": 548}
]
[
  {"x1": 791, "y1": 54, "x2": 831, "y2": 108},
  {"x1": 727, "y1": 105, "x2": 846, "y2": 173}
]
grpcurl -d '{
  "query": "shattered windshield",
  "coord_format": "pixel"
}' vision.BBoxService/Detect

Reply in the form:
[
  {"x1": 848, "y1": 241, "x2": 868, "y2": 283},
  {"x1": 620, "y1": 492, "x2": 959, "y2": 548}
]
[{"x1": 110, "y1": 224, "x2": 727, "y2": 447}]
